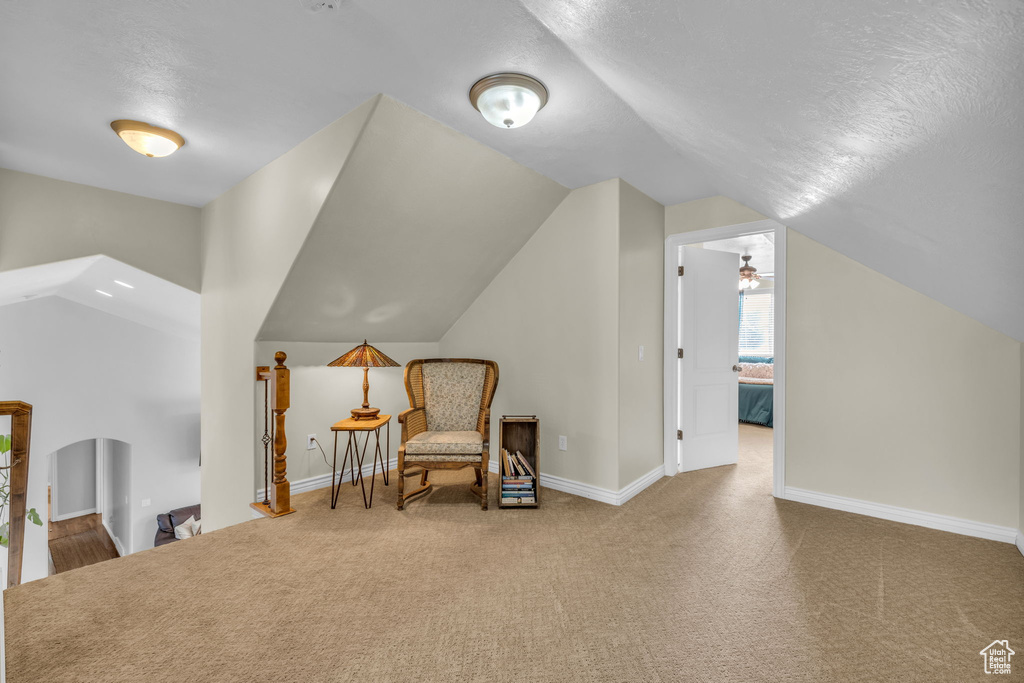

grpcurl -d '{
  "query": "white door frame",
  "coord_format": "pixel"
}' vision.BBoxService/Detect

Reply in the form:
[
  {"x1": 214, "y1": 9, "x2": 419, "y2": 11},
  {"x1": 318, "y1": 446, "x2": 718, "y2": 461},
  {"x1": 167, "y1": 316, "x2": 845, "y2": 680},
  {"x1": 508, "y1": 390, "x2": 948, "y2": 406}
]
[{"x1": 663, "y1": 219, "x2": 787, "y2": 498}]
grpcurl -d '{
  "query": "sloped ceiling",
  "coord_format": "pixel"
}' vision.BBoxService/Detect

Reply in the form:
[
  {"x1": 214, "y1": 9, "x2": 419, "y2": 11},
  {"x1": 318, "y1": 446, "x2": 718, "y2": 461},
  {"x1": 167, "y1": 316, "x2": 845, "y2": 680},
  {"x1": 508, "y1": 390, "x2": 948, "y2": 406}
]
[
  {"x1": 0, "y1": 256, "x2": 199, "y2": 339},
  {"x1": 1, "y1": 1, "x2": 1022, "y2": 339},
  {"x1": 258, "y1": 96, "x2": 568, "y2": 342}
]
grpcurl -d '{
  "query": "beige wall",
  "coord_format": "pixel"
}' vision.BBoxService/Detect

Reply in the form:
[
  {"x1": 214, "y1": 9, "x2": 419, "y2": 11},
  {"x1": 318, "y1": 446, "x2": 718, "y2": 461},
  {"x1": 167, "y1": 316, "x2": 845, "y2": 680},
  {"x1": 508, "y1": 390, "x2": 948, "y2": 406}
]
[
  {"x1": 618, "y1": 182, "x2": 666, "y2": 485},
  {"x1": 787, "y1": 231, "x2": 1021, "y2": 527},
  {"x1": 252, "y1": 341, "x2": 438, "y2": 489},
  {"x1": 440, "y1": 179, "x2": 666, "y2": 492},
  {"x1": 665, "y1": 195, "x2": 767, "y2": 238},
  {"x1": 665, "y1": 196, "x2": 1022, "y2": 530},
  {"x1": 0, "y1": 168, "x2": 201, "y2": 291},
  {"x1": 1020, "y1": 342, "x2": 1024, "y2": 534},
  {"x1": 199, "y1": 97, "x2": 379, "y2": 531},
  {"x1": 440, "y1": 180, "x2": 623, "y2": 490}
]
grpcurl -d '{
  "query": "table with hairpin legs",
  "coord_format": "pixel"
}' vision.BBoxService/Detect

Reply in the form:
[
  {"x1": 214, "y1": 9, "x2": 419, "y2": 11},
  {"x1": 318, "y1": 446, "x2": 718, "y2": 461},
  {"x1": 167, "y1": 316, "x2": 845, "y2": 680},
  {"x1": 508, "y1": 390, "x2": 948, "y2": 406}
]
[{"x1": 330, "y1": 415, "x2": 390, "y2": 509}]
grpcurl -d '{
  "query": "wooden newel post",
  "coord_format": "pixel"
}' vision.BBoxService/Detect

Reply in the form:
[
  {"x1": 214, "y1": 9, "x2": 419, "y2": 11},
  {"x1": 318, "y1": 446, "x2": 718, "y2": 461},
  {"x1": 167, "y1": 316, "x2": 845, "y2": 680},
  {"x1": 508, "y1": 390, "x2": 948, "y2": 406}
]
[{"x1": 270, "y1": 352, "x2": 291, "y2": 515}]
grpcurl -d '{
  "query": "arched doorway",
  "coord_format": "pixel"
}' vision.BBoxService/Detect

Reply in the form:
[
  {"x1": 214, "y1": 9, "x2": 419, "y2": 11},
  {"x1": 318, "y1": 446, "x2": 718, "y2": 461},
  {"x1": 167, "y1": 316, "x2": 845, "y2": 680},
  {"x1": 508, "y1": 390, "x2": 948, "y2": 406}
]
[{"x1": 47, "y1": 438, "x2": 130, "y2": 574}]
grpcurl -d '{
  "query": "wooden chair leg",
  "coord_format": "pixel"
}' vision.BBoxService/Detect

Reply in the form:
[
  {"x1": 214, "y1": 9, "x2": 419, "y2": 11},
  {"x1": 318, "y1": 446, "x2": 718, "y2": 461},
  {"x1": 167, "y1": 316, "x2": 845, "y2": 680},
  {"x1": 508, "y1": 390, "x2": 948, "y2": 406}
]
[
  {"x1": 397, "y1": 461, "x2": 405, "y2": 510},
  {"x1": 420, "y1": 469, "x2": 429, "y2": 486},
  {"x1": 481, "y1": 465, "x2": 488, "y2": 511},
  {"x1": 474, "y1": 468, "x2": 483, "y2": 486}
]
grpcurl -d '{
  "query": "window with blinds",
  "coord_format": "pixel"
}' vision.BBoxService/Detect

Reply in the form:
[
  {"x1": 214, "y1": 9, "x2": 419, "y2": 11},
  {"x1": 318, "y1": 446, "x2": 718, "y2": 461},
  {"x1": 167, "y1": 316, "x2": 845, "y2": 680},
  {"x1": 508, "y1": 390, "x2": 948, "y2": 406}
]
[{"x1": 738, "y1": 290, "x2": 773, "y2": 357}]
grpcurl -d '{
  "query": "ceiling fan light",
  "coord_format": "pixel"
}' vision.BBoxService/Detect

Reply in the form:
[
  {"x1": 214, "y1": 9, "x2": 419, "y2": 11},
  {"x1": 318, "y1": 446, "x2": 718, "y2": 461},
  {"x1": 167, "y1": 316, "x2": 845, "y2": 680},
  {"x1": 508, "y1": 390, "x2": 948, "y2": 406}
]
[
  {"x1": 749, "y1": 279, "x2": 760, "y2": 289},
  {"x1": 110, "y1": 120, "x2": 184, "y2": 157},
  {"x1": 470, "y1": 73, "x2": 548, "y2": 129}
]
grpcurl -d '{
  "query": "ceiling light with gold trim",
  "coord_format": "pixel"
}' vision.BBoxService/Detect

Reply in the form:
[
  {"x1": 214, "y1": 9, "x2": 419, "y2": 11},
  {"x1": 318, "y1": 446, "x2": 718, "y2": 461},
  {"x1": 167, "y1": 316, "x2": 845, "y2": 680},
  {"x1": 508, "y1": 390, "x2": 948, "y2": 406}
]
[
  {"x1": 469, "y1": 73, "x2": 548, "y2": 129},
  {"x1": 110, "y1": 120, "x2": 185, "y2": 158}
]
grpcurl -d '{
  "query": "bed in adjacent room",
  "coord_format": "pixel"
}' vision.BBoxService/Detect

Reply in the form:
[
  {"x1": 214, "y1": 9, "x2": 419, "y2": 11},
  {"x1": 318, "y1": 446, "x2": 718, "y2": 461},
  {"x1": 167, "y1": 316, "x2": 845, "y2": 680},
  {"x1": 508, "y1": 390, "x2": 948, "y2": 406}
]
[{"x1": 737, "y1": 356, "x2": 773, "y2": 427}]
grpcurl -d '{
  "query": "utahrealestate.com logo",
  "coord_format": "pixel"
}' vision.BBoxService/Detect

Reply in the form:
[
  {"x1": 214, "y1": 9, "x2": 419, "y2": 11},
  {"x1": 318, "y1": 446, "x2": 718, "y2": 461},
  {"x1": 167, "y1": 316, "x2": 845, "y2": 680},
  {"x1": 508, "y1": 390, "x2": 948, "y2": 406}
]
[{"x1": 980, "y1": 640, "x2": 1014, "y2": 675}]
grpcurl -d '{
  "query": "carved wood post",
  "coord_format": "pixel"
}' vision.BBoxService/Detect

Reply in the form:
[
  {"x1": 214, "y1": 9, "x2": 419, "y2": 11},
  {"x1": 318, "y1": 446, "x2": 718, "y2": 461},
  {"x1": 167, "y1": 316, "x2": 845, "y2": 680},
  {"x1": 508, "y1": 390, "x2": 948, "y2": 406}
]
[{"x1": 270, "y1": 352, "x2": 291, "y2": 515}]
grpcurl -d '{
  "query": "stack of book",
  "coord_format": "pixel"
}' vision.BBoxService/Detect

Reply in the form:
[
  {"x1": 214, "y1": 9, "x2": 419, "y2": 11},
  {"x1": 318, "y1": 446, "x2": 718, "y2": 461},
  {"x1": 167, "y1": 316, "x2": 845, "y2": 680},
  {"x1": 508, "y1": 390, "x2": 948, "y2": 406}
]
[{"x1": 500, "y1": 448, "x2": 536, "y2": 505}]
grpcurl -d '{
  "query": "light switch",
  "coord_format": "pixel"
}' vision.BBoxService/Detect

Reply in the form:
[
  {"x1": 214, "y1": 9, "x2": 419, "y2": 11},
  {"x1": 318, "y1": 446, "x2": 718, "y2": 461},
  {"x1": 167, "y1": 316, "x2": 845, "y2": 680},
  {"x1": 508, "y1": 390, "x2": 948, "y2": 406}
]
[
  {"x1": 141, "y1": 498, "x2": 151, "y2": 508},
  {"x1": 638, "y1": 345, "x2": 645, "y2": 361}
]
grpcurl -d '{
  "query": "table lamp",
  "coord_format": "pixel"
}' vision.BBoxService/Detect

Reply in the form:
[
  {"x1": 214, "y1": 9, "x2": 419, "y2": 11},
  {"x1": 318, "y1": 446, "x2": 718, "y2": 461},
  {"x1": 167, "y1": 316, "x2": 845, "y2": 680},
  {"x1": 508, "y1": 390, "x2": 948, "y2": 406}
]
[{"x1": 328, "y1": 340, "x2": 400, "y2": 420}]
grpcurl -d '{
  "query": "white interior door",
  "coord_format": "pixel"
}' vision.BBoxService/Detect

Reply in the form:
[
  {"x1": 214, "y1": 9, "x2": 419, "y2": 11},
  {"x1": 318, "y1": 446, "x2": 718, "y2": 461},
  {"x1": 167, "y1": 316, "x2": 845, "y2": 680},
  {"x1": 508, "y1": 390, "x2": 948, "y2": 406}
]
[{"x1": 679, "y1": 246, "x2": 739, "y2": 472}]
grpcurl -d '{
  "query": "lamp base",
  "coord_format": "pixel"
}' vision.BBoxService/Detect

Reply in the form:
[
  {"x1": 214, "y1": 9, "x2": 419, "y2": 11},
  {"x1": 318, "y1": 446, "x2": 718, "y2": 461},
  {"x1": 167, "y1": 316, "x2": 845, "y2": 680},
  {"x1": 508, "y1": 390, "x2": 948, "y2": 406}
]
[{"x1": 351, "y1": 407, "x2": 381, "y2": 420}]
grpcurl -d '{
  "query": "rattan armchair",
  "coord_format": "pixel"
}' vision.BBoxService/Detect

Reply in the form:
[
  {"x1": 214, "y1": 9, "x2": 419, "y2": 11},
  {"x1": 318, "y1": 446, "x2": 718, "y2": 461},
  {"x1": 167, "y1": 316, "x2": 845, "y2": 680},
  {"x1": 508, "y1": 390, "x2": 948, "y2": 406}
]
[{"x1": 397, "y1": 358, "x2": 499, "y2": 510}]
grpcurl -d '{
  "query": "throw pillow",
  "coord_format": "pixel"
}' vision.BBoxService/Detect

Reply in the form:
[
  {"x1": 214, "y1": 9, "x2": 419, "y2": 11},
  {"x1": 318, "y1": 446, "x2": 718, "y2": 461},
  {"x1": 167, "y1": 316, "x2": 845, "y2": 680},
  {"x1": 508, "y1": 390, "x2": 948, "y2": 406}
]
[
  {"x1": 738, "y1": 362, "x2": 773, "y2": 380},
  {"x1": 174, "y1": 515, "x2": 197, "y2": 540}
]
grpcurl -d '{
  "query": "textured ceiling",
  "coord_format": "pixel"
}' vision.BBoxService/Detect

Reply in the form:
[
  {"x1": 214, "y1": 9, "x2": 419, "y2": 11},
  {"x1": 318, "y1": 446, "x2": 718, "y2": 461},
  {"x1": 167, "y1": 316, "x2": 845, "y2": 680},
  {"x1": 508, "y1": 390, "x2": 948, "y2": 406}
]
[
  {"x1": 1, "y1": 0, "x2": 1022, "y2": 339},
  {"x1": 703, "y1": 234, "x2": 775, "y2": 276},
  {"x1": 258, "y1": 97, "x2": 568, "y2": 342}
]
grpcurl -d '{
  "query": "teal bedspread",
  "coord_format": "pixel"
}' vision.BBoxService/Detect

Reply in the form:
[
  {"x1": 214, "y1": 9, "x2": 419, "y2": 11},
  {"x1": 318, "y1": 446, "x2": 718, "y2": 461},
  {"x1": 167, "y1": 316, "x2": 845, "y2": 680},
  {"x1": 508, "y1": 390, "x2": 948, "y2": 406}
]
[{"x1": 738, "y1": 382, "x2": 773, "y2": 427}]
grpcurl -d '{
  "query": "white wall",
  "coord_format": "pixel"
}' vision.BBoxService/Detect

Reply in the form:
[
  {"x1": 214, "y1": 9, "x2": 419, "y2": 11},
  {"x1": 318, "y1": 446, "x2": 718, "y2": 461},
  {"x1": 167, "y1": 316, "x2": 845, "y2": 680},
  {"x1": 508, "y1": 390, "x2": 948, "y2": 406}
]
[
  {"x1": 200, "y1": 97, "x2": 378, "y2": 532},
  {"x1": 252, "y1": 342, "x2": 439, "y2": 492},
  {"x1": 0, "y1": 296, "x2": 200, "y2": 580},
  {"x1": 51, "y1": 440, "x2": 97, "y2": 520},
  {"x1": 0, "y1": 168, "x2": 201, "y2": 292},
  {"x1": 101, "y1": 439, "x2": 132, "y2": 556}
]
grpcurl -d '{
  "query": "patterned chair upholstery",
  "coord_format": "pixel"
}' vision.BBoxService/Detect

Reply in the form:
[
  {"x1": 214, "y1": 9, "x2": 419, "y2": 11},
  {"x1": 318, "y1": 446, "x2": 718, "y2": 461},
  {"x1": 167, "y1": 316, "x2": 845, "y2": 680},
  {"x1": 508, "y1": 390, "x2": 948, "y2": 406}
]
[{"x1": 397, "y1": 359, "x2": 499, "y2": 510}]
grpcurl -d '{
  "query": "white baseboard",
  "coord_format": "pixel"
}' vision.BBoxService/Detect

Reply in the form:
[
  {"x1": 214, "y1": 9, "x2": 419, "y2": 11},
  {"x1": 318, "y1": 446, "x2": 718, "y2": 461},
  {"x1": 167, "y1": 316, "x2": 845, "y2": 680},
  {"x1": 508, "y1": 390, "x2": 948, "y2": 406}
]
[
  {"x1": 488, "y1": 460, "x2": 664, "y2": 506},
  {"x1": 255, "y1": 457, "x2": 398, "y2": 502},
  {"x1": 784, "y1": 486, "x2": 1019, "y2": 545},
  {"x1": 1016, "y1": 530, "x2": 1024, "y2": 558},
  {"x1": 101, "y1": 520, "x2": 125, "y2": 557},
  {"x1": 262, "y1": 457, "x2": 666, "y2": 509},
  {"x1": 52, "y1": 507, "x2": 98, "y2": 522}
]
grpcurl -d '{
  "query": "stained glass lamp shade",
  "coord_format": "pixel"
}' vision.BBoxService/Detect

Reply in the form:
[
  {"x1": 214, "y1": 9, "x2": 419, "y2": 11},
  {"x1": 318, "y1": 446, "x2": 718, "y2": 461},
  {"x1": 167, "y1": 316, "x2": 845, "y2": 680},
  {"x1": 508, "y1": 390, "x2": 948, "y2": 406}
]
[{"x1": 328, "y1": 340, "x2": 400, "y2": 420}]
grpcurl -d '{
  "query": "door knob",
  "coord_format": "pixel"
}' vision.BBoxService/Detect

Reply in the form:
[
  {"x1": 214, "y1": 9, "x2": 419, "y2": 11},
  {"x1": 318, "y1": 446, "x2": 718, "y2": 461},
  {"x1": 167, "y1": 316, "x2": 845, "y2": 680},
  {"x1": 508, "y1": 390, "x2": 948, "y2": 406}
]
[{"x1": 732, "y1": 365, "x2": 742, "y2": 372}]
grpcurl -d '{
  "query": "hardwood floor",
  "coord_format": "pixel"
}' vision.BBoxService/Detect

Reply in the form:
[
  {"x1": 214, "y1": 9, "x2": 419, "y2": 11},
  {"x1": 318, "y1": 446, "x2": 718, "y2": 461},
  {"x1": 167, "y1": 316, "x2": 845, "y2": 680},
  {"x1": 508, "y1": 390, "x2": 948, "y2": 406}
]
[{"x1": 48, "y1": 509, "x2": 119, "y2": 574}]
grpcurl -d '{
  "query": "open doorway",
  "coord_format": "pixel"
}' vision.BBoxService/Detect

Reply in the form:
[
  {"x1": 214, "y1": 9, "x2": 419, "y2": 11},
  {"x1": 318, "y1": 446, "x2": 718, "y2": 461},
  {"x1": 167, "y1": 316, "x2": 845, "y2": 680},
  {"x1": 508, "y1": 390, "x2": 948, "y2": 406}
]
[
  {"x1": 47, "y1": 438, "x2": 129, "y2": 575},
  {"x1": 663, "y1": 220, "x2": 786, "y2": 496}
]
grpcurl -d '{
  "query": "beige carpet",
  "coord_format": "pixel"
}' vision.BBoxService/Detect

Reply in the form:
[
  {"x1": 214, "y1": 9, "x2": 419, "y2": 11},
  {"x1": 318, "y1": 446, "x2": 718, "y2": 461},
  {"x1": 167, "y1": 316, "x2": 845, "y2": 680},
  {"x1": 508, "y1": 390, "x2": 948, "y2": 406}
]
[{"x1": 6, "y1": 424, "x2": 1023, "y2": 682}]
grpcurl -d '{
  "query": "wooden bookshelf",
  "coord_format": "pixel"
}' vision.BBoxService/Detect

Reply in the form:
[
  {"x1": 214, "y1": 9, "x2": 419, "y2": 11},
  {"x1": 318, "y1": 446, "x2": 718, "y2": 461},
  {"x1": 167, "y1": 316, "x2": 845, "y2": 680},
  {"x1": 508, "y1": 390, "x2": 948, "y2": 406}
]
[{"x1": 499, "y1": 416, "x2": 539, "y2": 508}]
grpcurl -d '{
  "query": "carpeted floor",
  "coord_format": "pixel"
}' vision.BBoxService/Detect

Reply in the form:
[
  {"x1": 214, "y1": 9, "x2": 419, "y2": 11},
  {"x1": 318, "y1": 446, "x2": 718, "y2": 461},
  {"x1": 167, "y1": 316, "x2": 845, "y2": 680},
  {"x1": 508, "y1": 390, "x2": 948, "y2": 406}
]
[{"x1": 6, "y1": 424, "x2": 1024, "y2": 682}]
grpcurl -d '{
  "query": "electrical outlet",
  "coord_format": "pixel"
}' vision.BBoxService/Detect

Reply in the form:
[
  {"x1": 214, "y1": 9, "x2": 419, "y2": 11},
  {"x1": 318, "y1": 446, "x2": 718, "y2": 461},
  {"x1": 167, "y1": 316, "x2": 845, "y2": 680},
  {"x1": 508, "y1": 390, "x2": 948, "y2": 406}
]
[
  {"x1": 558, "y1": 435, "x2": 567, "y2": 451},
  {"x1": 141, "y1": 498, "x2": 151, "y2": 508},
  {"x1": 307, "y1": 434, "x2": 317, "y2": 450}
]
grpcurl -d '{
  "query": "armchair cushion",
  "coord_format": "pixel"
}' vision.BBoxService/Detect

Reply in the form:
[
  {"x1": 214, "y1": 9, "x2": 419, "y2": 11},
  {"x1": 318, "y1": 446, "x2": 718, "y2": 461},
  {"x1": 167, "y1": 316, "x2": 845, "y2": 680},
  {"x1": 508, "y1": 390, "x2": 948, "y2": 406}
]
[
  {"x1": 422, "y1": 362, "x2": 486, "y2": 432},
  {"x1": 406, "y1": 453, "x2": 483, "y2": 463},
  {"x1": 405, "y1": 430, "x2": 483, "y2": 455}
]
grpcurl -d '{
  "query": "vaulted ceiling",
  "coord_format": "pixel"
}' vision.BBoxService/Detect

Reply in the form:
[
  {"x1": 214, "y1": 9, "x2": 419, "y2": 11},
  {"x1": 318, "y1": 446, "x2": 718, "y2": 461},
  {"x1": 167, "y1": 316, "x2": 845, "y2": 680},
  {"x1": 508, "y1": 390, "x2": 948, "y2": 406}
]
[
  {"x1": 0, "y1": 256, "x2": 199, "y2": 339},
  {"x1": 1, "y1": 1, "x2": 1022, "y2": 339},
  {"x1": 258, "y1": 96, "x2": 568, "y2": 341}
]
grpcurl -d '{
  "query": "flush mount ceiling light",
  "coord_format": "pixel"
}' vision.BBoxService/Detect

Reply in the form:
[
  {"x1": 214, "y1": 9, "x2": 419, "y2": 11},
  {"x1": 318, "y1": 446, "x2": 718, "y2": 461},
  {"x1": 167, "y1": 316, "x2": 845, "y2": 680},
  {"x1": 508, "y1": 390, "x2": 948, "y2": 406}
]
[
  {"x1": 110, "y1": 120, "x2": 185, "y2": 158},
  {"x1": 739, "y1": 255, "x2": 761, "y2": 290},
  {"x1": 469, "y1": 73, "x2": 548, "y2": 129}
]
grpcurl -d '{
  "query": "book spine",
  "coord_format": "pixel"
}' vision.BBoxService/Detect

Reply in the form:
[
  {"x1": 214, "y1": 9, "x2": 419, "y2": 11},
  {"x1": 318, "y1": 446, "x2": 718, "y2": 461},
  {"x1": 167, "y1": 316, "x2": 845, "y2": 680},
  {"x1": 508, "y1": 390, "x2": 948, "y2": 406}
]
[{"x1": 515, "y1": 450, "x2": 536, "y2": 478}]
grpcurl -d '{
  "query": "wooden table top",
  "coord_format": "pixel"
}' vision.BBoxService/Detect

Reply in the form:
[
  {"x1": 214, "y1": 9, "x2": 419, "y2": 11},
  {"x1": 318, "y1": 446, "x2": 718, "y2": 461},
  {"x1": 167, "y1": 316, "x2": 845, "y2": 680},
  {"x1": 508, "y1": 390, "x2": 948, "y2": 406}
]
[{"x1": 331, "y1": 414, "x2": 391, "y2": 431}]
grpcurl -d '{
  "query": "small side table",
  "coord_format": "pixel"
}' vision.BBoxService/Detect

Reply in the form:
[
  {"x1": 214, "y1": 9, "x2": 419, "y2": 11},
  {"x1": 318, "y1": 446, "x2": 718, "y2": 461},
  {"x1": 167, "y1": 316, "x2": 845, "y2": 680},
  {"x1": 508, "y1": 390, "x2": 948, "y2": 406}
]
[{"x1": 331, "y1": 414, "x2": 391, "y2": 509}]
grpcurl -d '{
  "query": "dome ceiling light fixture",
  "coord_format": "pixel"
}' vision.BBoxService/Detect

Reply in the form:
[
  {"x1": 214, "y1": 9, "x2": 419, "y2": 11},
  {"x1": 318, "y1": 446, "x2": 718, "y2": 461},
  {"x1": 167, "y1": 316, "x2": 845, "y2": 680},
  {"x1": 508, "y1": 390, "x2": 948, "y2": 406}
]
[
  {"x1": 739, "y1": 255, "x2": 762, "y2": 290},
  {"x1": 110, "y1": 119, "x2": 185, "y2": 158},
  {"x1": 469, "y1": 73, "x2": 548, "y2": 129}
]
